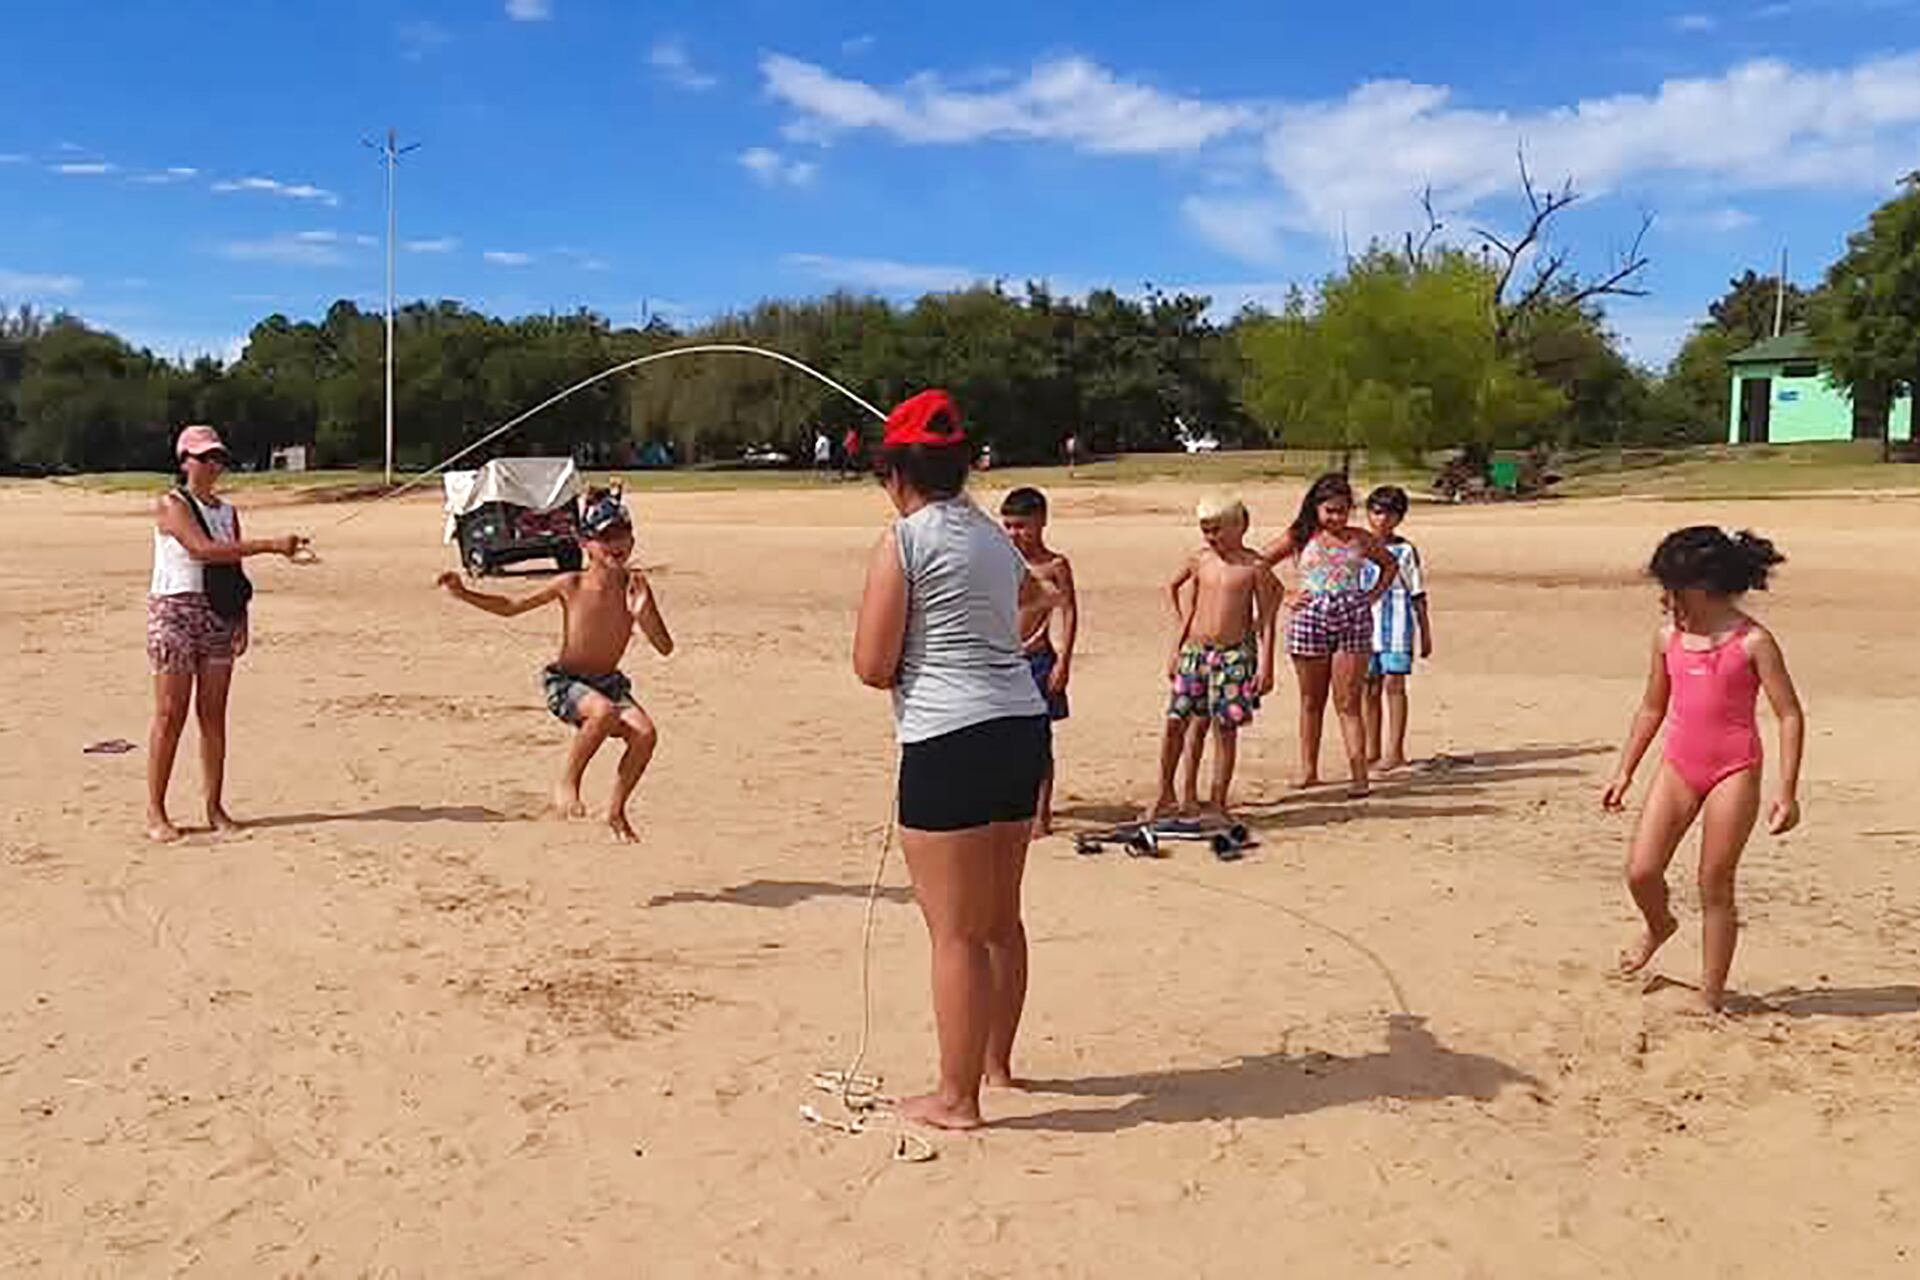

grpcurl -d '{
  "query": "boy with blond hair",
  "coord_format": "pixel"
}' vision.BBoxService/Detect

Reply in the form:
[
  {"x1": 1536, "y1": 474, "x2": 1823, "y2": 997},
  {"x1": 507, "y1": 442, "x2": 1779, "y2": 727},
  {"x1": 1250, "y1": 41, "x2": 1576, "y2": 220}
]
[{"x1": 1155, "y1": 494, "x2": 1282, "y2": 822}]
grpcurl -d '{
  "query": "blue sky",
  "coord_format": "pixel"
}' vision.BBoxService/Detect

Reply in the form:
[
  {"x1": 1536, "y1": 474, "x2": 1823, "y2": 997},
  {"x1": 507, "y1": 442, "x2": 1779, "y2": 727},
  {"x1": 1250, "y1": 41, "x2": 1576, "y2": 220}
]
[{"x1": 3, "y1": 0, "x2": 1917, "y2": 367}]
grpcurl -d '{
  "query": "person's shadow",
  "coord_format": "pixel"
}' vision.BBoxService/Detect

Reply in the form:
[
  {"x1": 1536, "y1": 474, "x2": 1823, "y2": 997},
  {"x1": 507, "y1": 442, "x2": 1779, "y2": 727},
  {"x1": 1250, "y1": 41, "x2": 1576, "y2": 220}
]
[
  {"x1": 998, "y1": 1015, "x2": 1541, "y2": 1134},
  {"x1": 645, "y1": 879, "x2": 916, "y2": 910},
  {"x1": 246, "y1": 805, "x2": 507, "y2": 829}
]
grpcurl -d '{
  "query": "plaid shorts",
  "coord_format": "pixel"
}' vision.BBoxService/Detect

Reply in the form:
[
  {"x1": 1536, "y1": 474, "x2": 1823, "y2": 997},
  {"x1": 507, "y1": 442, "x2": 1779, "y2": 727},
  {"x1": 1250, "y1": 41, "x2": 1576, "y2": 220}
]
[
  {"x1": 1286, "y1": 592, "x2": 1372, "y2": 658},
  {"x1": 146, "y1": 594, "x2": 241, "y2": 674}
]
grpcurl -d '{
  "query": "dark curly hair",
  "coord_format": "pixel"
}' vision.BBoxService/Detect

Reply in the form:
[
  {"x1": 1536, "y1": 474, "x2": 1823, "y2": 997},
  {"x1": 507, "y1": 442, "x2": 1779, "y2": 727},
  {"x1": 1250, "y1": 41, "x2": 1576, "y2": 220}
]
[
  {"x1": 1288, "y1": 472, "x2": 1354, "y2": 549},
  {"x1": 874, "y1": 440, "x2": 973, "y2": 500},
  {"x1": 1649, "y1": 526, "x2": 1784, "y2": 596}
]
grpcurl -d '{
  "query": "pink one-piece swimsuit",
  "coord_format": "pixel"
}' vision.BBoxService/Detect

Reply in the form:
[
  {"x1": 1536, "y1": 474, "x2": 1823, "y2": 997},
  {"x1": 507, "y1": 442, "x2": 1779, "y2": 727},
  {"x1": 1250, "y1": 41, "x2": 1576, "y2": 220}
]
[{"x1": 1663, "y1": 621, "x2": 1762, "y2": 797}]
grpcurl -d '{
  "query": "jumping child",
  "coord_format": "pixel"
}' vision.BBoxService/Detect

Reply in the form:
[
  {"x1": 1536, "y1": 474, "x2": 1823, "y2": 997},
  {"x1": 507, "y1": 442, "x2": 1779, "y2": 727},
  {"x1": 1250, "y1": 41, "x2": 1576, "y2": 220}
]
[
  {"x1": 1001, "y1": 487, "x2": 1078, "y2": 835},
  {"x1": 437, "y1": 489, "x2": 673, "y2": 842},
  {"x1": 1604, "y1": 527, "x2": 1804, "y2": 1013},
  {"x1": 1156, "y1": 495, "x2": 1281, "y2": 823},
  {"x1": 1360, "y1": 485, "x2": 1432, "y2": 771},
  {"x1": 1261, "y1": 473, "x2": 1399, "y2": 797}
]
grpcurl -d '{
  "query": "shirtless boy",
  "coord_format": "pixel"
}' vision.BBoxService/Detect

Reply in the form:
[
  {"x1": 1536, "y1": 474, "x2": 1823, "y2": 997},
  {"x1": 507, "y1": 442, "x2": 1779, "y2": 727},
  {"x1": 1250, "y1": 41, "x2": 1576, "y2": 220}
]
[
  {"x1": 437, "y1": 489, "x2": 672, "y2": 842},
  {"x1": 1000, "y1": 486, "x2": 1078, "y2": 834},
  {"x1": 1156, "y1": 495, "x2": 1282, "y2": 821}
]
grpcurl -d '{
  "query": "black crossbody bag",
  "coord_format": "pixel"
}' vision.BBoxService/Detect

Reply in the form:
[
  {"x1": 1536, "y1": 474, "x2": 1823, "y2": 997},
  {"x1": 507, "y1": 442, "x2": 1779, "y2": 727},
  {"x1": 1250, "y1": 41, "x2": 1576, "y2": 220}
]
[{"x1": 176, "y1": 488, "x2": 254, "y2": 620}]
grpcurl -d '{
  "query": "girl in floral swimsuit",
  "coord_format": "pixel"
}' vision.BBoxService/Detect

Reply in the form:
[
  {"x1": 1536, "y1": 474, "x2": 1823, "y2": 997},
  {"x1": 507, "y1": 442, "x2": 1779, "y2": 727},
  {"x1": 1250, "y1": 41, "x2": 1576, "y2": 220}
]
[{"x1": 1261, "y1": 473, "x2": 1399, "y2": 797}]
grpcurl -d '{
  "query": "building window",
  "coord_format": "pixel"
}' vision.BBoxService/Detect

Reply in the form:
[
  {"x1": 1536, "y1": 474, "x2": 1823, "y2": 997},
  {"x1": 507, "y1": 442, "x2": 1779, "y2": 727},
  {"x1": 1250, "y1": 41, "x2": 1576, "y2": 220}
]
[{"x1": 1780, "y1": 360, "x2": 1820, "y2": 378}]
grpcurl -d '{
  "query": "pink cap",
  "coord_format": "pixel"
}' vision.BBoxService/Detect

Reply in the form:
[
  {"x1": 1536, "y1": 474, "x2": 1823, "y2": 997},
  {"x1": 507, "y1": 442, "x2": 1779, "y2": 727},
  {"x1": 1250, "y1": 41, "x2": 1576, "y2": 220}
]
[{"x1": 175, "y1": 424, "x2": 227, "y2": 458}]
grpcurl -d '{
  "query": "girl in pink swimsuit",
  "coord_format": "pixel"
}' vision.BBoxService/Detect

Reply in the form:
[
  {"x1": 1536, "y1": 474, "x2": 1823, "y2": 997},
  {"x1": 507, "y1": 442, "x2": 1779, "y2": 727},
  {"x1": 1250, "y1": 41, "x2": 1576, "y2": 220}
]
[{"x1": 1603, "y1": 527, "x2": 1806, "y2": 1013}]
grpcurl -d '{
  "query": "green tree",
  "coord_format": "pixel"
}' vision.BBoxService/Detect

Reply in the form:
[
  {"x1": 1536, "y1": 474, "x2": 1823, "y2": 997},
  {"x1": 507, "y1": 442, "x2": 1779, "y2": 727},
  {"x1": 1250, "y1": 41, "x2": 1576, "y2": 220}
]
[{"x1": 1811, "y1": 175, "x2": 1920, "y2": 458}]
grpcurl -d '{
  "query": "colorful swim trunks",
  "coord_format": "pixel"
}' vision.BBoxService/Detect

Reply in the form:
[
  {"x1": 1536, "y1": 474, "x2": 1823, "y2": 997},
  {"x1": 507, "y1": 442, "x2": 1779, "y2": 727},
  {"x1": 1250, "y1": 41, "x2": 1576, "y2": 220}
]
[
  {"x1": 1167, "y1": 638, "x2": 1261, "y2": 726},
  {"x1": 542, "y1": 665, "x2": 635, "y2": 725},
  {"x1": 1286, "y1": 591, "x2": 1372, "y2": 658},
  {"x1": 1026, "y1": 645, "x2": 1070, "y2": 721}
]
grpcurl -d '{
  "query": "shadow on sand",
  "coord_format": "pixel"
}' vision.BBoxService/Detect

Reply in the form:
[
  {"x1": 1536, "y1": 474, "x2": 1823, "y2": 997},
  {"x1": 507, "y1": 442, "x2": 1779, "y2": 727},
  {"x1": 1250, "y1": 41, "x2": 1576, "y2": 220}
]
[
  {"x1": 999, "y1": 1015, "x2": 1541, "y2": 1134},
  {"x1": 645, "y1": 878, "x2": 917, "y2": 910},
  {"x1": 247, "y1": 805, "x2": 508, "y2": 829}
]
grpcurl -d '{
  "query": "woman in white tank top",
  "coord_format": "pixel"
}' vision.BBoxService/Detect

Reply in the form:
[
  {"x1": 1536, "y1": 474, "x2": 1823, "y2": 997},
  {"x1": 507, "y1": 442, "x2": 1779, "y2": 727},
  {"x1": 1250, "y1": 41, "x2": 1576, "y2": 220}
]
[
  {"x1": 852, "y1": 391, "x2": 1053, "y2": 1132},
  {"x1": 145, "y1": 425, "x2": 304, "y2": 843}
]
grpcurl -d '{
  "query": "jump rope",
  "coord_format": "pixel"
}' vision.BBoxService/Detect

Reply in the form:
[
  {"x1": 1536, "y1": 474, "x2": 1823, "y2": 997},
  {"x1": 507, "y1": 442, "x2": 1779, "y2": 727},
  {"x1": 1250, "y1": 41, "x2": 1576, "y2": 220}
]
[{"x1": 288, "y1": 344, "x2": 1411, "y2": 1165}]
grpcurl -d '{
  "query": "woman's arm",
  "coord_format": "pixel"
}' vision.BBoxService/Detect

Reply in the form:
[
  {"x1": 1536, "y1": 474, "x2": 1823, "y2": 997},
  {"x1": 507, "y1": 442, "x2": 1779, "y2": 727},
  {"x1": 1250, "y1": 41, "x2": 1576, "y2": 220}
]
[
  {"x1": 1603, "y1": 630, "x2": 1672, "y2": 810},
  {"x1": 156, "y1": 494, "x2": 297, "y2": 562},
  {"x1": 853, "y1": 527, "x2": 908, "y2": 689},
  {"x1": 1749, "y1": 627, "x2": 1805, "y2": 834}
]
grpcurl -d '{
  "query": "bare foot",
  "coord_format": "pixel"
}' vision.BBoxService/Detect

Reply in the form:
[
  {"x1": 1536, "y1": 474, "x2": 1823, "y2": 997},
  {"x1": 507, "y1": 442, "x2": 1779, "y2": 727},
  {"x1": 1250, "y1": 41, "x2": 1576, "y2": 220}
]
[
  {"x1": 983, "y1": 1070, "x2": 1028, "y2": 1090},
  {"x1": 897, "y1": 1093, "x2": 983, "y2": 1131},
  {"x1": 552, "y1": 786, "x2": 587, "y2": 820},
  {"x1": 1291, "y1": 773, "x2": 1323, "y2": 791},
  {"x1": 1347, "y1": 782, "x2": 1372, "y2": 800},
  {"x1": 146, "y1": 814, "x2": 183, "y2": 844},
  {"x1": 1617, "y1": 913, "x2": 1679, "y2": 977},
  {"x1": 1032, "y1": 815, "x2": 1053, "y2": 839},
  {"x1": 1379, "y1": 755, "x2": 1408, "y2": 773},
  {"x1": 608, "y1": 813, "x2": 638, "y2": 844},
  {"x1": 1148, "y1": 794, "x2": 1177, "y2": 822},
  {"x1": 1684, "y1": 991, "x2": 1729, "y2": 1019},
  {"x1": 207, "y1": 807, "x2": 245, "y2": 835}
]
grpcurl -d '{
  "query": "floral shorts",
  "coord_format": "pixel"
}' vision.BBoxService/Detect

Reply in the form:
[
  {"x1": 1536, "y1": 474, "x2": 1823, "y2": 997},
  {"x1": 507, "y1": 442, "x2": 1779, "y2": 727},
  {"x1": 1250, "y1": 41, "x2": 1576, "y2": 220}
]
[
  {"x1": 1168, "y1": 638, "x2": 1260, "y2": 727},
  {"x1": 146, "y1": 594, "x2": 241, "y2": 674},
  {"x1": 1286, "y1": 592, "x2": 1372, "y2": 658}
]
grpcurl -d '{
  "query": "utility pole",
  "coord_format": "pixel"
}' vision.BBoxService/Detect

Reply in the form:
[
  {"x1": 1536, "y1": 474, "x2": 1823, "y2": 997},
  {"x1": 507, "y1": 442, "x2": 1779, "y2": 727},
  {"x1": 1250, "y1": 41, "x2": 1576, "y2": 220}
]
[
  {"x1": 1773, "y1": 245, "x2": 1789, "y2": 338},
  {"x1": 365, "y1": 128, "x2": 420, "y2": 486}
]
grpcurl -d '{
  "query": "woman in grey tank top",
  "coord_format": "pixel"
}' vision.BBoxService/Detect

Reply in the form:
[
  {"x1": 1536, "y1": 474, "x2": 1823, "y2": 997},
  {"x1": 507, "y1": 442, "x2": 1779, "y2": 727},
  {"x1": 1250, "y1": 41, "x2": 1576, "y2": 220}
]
[{"x1": 853, "y1": 390, "x2": 1052, "y2": 1132}]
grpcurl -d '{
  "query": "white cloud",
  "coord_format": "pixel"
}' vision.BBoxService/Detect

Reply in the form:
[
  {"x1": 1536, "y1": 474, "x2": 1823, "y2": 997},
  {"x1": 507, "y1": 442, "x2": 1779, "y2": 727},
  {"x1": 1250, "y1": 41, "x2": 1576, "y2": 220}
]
[
  {"x1": 53, "y1": 162, "x2": 115, "y2": 175},
  {"x1": 0, "y1": 268, "x2": 82, "y2": 296},
  {"x1": 761, "y1": 53, "x2": 1257, "y2": 154},
  {"x1": 130, "y1": 166, "x2": 198, "y2": 185},
  {"x1": 0, "y1": 153, "x2": 27, "y2": 164},
  {"x1": 1254, "y1": 51, "x2": 1920, "y2": 253},
  {"x1": 212, "y1": 175, "x2": 342, "y2": 207},
  {"x1": 484, "y1": 250, "x2": 534, "y2": 266},
  {"x1": 405, "y1": 236, "x2": 460, "y2": 253},
  {"x1": 739, "y1": 146, "x2": 818, "y2": 187},
  {"x1": 506, "y1": 0, "x2": 551, "y2": 20},
  {"x1": 220, "y1": 233, "x2": 351, "y2": 266},
  {"x1": 1670, "y1": 205, "x2": 1759, "y2": 232},
  {"x1": 648, "y1": 37, "x2": 718, "y2": 91},
  {"x1": 785, "y1": 252, "x2": 981, "y2": 294},
  {"x1": 398, "y1": 20, "x2": 452, "y2": 61},
  {"x1": 842, "y1": 34, "x2": 876, "y2": 56},
  {"x1": 554, "y1": 247, "x2": 612, "y2": 270},
  {"x1": 1181, "y1": 196, "x2": 1290, "y2": 266},
  {"x1": 1673, "y1": 14, "x2": 1718, "y2": 32}
]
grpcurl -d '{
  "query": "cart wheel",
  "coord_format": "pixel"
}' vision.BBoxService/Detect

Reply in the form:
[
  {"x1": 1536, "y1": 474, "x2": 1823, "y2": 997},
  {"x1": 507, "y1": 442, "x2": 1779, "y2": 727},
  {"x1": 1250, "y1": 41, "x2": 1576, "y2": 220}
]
[
  {"x1": 556, "y1": 544, "x2": 583, "y2": 573},
  {"x1": 466, "y1": 543, "x2": 491, "y2": 577}
]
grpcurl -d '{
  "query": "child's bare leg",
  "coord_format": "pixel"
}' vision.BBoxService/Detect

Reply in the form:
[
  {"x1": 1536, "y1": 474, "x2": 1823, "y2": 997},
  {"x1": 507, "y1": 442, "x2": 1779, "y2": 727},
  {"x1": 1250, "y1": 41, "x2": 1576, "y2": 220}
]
[
  {"x1": 1362, "y1": 674, "x2": 1384, "y2": 764},
  {"x1": 146, "y1": 671, "x2": 194, "y2": 842},
  {"x1": 605, "y1": 705, "x2": 658, "y2": 843},
  {"x1": 1206, "y1": 722, "x2": 1239, "y2": 818},
  {"x1": 1330, "y1": 651, "x2": 1370, "y2": 797},
  {"x1": 1033, "y1": 763, "x2": 1055, "y2": 838},
  {"x1": 194, "y1": 660, "x2": 241, "y2": 832},
  {"x1": 556, "y1": 693, "x2": 618, "y2": 818},
  {"x1": 1696, "y1": 769, "x2": 1760, "y2": 1012},
  {"x1": 1292, "y1": 656, "x2": 1331, "y2": 787},
  {"x1": 1620, "y1": 765, "x2": 1699, "y2": 976},
  {"x1": 1381, "y1": 673, "x2": 1411, "y2": 771},
  {"x1": 1177, "y1": 718, "x2": 1208, "y2": 816},
  {"x1": 1152, "y1": 718, "x2": 1186, "y2": 818}
]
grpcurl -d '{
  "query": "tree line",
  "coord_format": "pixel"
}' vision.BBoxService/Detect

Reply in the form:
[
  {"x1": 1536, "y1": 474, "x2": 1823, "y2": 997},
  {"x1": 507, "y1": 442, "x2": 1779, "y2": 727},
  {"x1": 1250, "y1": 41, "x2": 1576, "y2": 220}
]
[{"x1": 4, "y1": 174, "x2": 1914, "y2": 475}]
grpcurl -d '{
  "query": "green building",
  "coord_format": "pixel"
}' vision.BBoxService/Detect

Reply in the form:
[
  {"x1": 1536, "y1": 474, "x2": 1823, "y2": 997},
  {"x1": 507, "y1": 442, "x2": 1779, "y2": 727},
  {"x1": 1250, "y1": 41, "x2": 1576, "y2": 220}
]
[{"x1": 1727, "y1": 330, "x2": 1913, "y2": 444}]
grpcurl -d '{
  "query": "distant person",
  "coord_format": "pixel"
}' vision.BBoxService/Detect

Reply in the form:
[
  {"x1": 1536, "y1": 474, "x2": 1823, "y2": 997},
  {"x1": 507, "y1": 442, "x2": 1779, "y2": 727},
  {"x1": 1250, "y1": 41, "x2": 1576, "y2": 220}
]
[
  {"x1": 1064, "y1": 433, "x2": 1082, "y2": 473},
  {"x1": 1000, "y1": 487, "x2": 1078, "y2": 836},
  {"x1": 145, "y1": 425, "x2": 309, "y2": 842},
  {"x1": 436, "y1": 490, "x2": 672, "y2": 843},
  {"x1": 840, "y1": 425, "x2": 862, "y2": 479},
  {"x1": 1156, "y1": 495, "x2": 1281, "y2": 823},
  {"x1": 1260, "y1": 473, "x2": 1398, "y2": 798},
  {"x1": 853, "y1": 389, "x2": 1054, "y2": 1130},
  {"x1": 1359, "y1": 486, "x2": 1432, "y2": 771},
  {"x1": 1605, "y1": 527, "x2": 1805, "y2": 1014},
  {"x1": 813, "y1": 429, "x2": 833, "y2": 477}
]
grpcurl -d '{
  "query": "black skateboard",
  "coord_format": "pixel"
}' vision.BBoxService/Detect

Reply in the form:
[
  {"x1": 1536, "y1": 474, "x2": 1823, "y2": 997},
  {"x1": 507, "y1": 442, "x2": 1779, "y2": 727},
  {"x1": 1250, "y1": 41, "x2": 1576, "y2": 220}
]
[
  {"x1": 1074, "y1": 819, "x2": 1255, "y2": 861},
  {"x1": 1073, "y1": 822, "x2": 1163, "y2": 858}
]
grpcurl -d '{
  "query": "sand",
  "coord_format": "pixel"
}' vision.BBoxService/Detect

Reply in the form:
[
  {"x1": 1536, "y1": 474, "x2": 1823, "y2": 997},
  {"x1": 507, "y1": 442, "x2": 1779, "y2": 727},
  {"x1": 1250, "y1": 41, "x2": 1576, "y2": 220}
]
[{"x1": 2, "y1": 477, "x2": 1917, "y2": 1277}]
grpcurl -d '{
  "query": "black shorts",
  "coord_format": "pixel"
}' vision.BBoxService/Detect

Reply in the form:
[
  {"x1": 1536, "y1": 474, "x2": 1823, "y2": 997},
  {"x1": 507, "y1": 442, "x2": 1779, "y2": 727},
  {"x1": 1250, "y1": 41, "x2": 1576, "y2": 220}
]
[{"x1": 898, "y1": 715, "x2": 1052, "y2": 833}]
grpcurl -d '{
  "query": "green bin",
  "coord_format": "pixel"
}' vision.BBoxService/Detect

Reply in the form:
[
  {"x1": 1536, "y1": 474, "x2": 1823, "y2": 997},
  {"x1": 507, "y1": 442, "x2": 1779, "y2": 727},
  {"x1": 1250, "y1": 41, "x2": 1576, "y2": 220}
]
[{"x1": 1489, "y1": 458, "x2": 1520, "y2": 492}]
